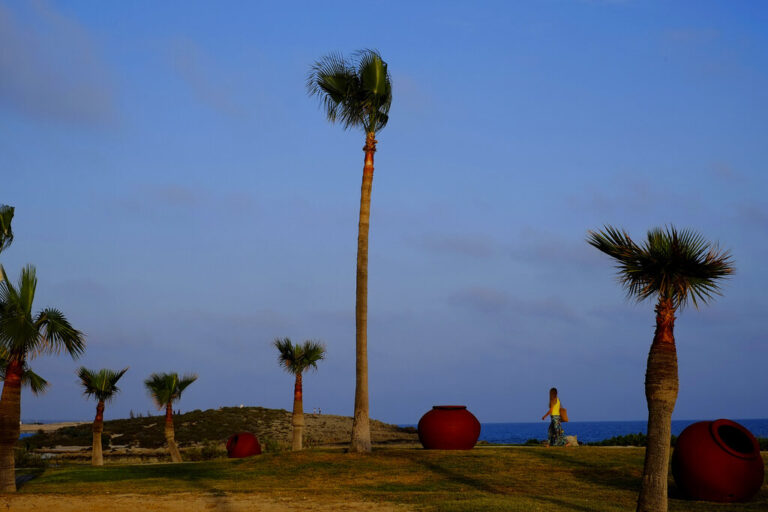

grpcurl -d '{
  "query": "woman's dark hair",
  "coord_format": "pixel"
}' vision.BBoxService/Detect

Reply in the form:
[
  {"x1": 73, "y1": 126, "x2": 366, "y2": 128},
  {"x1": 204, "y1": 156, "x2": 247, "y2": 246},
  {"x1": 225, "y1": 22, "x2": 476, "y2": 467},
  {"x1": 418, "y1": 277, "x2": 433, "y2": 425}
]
[{"x1": 549, "y1": 387, "x2": 558, "y2": 408}]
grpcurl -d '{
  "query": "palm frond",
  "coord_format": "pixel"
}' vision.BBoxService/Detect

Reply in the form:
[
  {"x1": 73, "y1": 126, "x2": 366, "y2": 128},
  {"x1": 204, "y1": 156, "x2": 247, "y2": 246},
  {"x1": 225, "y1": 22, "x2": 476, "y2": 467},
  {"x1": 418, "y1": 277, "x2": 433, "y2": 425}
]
[
  {"x1": 35, "y1": 308, "x2": 85, "y2": 358},
  {"x1": 274, "y1": 337, "x2": 326, "y2": 375},
  {"x1": 144, "y1": 371, "x2": 196, "y2": 409},
  {"x1": 0, "y1": 205, "x2": 14, "y2": 254},
  {"x1": 21, "y1": 368, "x2": 49, "y2": 395},
  {"x1": 0, "y1": 355, "x2": 49, "y2": 395},
  {"x1": 588, "y1": 225, "x2": 734, "y2": 309},
  {"x1": 78, "y1": 366, "x2": 128, "y2": 402},
  {"x1": 307, "y1": 49, "x2": 392, "y2": 134}
]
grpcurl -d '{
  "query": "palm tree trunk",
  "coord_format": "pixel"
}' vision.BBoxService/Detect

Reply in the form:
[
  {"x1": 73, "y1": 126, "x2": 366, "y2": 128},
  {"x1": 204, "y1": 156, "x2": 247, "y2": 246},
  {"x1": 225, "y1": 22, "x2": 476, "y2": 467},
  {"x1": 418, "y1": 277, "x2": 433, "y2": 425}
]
[
  {"x1": 92, "y1": 400, "x2": 105, "y2": 466},
  {"x1": 351, "y1": 132, "x2": 376, "y2": 453},
  {"x1": 637, "y1": 298, "x2": 678, "y2": 512},
  {"x1": 0, "y1": 358, "x2": 23, "y2": 492},
  {"x1": 292, "y1": 373, "x2": 304, "y2": 451},
  {"x1": 164, "y1": 402, "x2": 182, "y2": 463}
]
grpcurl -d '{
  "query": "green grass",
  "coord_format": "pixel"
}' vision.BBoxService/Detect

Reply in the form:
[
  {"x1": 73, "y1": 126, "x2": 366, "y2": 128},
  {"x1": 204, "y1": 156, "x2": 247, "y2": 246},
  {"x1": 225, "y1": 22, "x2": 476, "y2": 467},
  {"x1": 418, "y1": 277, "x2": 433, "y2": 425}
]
[{"x1": 14, "y1": 447, "x2": 768, "y2": 511}]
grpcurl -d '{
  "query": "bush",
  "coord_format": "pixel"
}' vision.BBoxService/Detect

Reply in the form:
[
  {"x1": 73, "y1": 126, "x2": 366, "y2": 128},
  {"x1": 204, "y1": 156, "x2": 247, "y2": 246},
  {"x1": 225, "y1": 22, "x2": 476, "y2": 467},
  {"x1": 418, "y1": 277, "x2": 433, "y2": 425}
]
[
  {"x1": 183, "y1": 441, "x2": 227, "y2": 461},
  {"x1": 261, "y1": 437, "x2": 288, "y2": 453},
  {"x1": 524, "y1": 438, "x2": 542, "y2": 446},
  {"x1": 14, "y1": 448, "x2": 47, "y2": 468}
]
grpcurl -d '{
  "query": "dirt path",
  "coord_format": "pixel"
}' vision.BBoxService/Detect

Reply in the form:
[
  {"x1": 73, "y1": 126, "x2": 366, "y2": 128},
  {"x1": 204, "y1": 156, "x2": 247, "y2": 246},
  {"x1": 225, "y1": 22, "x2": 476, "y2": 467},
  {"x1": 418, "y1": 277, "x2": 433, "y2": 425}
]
[{"x1": 1, "y1": 493, "x2": 414, "y2": 512}]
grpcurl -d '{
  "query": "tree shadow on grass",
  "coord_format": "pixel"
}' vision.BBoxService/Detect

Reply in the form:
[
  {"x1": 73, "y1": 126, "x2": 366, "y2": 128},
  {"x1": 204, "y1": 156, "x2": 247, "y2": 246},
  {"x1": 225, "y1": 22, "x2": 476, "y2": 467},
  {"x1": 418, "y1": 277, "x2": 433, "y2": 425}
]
[
  {"x1": 529, "y1": 449, "x2": 641, "y2": 494},
  {"x1": 15, "y1": 469, "x2": 43, "y2": 489},
  {"x1": 392, "y1": 451, "x2": 614, "y2": 512},
  {"x1": 396, "y1": 451, "x2": 505, "y2": 495}
]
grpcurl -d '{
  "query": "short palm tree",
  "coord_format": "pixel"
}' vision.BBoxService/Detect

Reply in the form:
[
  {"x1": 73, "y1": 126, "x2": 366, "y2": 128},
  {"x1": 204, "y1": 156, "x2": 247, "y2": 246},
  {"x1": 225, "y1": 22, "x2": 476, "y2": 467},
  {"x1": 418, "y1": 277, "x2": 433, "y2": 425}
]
[
  {"x1": 144, "y1": 372, "x2": 197, "y2": 462},
  {"x1": 77, "y1": 366, "x2": 129, "y2": 466},
  {"x1": 0, "y1": 265, "x2": 85, "y2": 492},
  {"x1": 588, "y1": 226, "x2": 733, "y2": 512},
  {"x1": 274, "y1": 338, "x2": 326, "y2": 450},
  {"x1": 307, "y1": 49, "x2": 392, "y2": 453}
]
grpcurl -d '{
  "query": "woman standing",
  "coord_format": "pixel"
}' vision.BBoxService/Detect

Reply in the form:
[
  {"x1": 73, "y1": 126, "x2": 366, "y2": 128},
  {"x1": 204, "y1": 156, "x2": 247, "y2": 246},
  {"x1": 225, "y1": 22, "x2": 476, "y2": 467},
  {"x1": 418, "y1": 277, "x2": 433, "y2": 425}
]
[{"x1": 542, "y1": 387, "x2": 567, "y2": 446}]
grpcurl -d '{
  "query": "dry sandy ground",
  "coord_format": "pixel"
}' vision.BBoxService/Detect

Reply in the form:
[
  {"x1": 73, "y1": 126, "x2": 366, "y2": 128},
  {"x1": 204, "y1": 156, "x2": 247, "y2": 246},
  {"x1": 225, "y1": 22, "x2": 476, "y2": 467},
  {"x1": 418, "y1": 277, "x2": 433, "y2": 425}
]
[
  {"x1": 19, "y1": 422, "x2": 87, "y2": 434},
  {"x1": 1, "y1": 494, "x2": 414, "y2": 512}
]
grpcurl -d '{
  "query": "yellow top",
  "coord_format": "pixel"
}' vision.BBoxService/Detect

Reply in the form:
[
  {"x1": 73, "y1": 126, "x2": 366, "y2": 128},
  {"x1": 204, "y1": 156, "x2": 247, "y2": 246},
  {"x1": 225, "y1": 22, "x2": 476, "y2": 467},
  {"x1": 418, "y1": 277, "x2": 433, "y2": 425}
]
[{"x1": 552, "y1": 398, "x2": 560, "y2": 416}]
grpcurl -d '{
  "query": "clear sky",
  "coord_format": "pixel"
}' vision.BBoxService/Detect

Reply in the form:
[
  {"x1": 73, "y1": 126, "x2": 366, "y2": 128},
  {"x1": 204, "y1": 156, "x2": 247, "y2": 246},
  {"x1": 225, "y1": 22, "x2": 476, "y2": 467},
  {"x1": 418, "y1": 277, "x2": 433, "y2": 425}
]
[{"x1": 2, "y1": 0, "x2": 767, "y2": 425}]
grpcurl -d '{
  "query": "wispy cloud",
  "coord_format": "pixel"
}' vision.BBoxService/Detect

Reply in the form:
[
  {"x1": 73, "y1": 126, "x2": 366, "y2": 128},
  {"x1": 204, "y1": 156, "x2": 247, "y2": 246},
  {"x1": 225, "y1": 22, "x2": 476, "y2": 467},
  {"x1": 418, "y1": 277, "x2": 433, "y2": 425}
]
[
  {"x1": 113, "y1": 183, "x2": 257, "y2": 217},
  {"x1": 0, "y1": 0, "x2": 115, "y2": 124},
  {"x1": 168, "y1": 38, "x2": 248, "y2": 119},
  {"x1": 406, "y1": 232, "x2": 502, "y2": 259},
  {"x1": 448, "y1": 286, "x2": 509, "y2": 313}
]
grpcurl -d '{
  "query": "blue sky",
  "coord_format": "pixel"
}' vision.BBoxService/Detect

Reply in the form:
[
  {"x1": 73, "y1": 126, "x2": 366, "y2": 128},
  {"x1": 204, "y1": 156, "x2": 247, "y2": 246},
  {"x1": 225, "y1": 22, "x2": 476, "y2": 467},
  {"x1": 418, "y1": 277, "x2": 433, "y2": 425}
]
[{"x1": 1, "y1": 0, "x2": 767, "y2": 425}]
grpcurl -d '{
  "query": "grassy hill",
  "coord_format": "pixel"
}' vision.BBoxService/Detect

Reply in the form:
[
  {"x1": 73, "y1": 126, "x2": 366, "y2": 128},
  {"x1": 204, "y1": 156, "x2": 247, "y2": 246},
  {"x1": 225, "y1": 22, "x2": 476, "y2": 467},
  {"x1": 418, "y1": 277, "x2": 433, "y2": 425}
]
[{"x1": 20, "y1": 406, "x2": 418, "y2": 451}]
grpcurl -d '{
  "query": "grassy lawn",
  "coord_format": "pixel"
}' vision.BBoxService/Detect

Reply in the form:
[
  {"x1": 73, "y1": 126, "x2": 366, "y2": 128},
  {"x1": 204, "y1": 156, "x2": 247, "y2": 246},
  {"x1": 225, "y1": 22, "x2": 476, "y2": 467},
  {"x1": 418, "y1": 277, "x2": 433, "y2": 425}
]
[{"x1": 13, "y1": 447, "x2": 768, "y2": 511}]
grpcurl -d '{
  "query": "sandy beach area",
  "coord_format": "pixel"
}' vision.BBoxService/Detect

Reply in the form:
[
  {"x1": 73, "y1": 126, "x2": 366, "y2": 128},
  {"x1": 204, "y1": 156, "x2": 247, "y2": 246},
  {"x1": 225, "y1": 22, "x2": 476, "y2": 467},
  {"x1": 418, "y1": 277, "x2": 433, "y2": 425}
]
[
  {"x1": 1, "y1": 494, "x2": 413, "y2": 512},
  {"x1": 20, "y1": 422, "x2": 87, "y2": 434}
]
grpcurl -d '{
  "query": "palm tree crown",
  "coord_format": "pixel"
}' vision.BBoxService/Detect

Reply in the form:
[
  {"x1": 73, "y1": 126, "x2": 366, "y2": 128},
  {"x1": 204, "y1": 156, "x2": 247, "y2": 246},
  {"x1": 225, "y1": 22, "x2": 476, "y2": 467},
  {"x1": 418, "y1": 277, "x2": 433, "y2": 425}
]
[
  {"x1": 144, "y1": 372, "x2": 197, "y2": 408},
  {"x1": 0, "y1": 265, "x2": 85, "y2": 359},
  {"x1": 0, "y1": 205, "x2": 14, "y2": 255},
  {"x1": 587, "y1": 225, "x2": 733, "y2": 309},
  {"x1": 274, "y1": 338, "x2": 326, "y2": 375},
  {"x1": 307, "y1": 49, "x2": 392, "y2": 134},
  {"x1": 78, "y1": 367, "x2": 129, "y2": 403}
]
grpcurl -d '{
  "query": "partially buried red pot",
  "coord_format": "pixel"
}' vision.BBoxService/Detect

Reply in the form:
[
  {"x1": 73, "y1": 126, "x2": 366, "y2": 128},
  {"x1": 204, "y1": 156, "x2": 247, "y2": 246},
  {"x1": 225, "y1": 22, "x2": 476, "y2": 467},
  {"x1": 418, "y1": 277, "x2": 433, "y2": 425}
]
[
  {"x1": 226, "y1": 432, "x2": 262, "y2": 458},
  {"x1": 418, "y1": 405, "x2": 481, "y2": 450},
  {"x1": 672, "y1": 419, "x2": 764, "y2": 502}
]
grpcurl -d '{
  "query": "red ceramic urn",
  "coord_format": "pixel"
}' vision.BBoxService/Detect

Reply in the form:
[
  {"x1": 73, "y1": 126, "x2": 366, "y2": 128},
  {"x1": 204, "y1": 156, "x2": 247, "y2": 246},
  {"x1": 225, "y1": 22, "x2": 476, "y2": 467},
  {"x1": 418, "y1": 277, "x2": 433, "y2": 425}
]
[
  {"x1": 418, "y1": 405, "x2": 481, "y2": 450},
  {"x1": 672, "y1": 419, "x2": 764, "y2": 502},
  {"x1": 226, "y1": 432, "x2": 262, "y2": 458}
]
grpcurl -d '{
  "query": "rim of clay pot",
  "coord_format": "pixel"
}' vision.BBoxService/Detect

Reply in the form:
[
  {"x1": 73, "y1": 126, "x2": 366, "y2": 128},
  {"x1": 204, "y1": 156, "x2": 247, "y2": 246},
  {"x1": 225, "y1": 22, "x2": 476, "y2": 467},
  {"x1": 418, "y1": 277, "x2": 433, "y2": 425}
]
[
  {"x1": 432, "y1": 405, "x2": 467, "y2": 410},
  {"x1": 709, "y1": 419, "x2": 759, "y2": 460}
]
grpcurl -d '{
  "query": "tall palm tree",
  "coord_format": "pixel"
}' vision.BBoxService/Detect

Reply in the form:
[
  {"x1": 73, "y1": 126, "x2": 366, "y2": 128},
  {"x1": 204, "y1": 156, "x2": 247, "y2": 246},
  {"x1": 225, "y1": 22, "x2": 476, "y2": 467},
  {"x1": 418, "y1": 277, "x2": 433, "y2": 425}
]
[
  {"x1": 77, "y1": 366, "x2": 129, "y2": 466},
  {"x1": 0, "y1": 205, "x2": 14, "y2": 256},
  {"x1": 588, "y1": 226, "x2": 733, "y2": 512},
  {"x1": 144, "y1": 372, "x2": 197, "y2": 463},
  {"x1": 274, "y1": 337, "x2": 326, "y2": 451},
  {"x1": 307, "y1": 49, "x2": 392, "y2": 453},
  {"x1": 0, "y1": 265, "x2": 85, "y2": 492}
]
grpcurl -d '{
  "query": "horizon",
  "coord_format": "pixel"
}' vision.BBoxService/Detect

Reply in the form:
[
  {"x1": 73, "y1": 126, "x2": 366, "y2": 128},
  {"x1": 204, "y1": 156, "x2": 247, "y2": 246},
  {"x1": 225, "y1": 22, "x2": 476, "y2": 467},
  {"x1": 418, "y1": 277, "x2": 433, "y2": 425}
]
[{"x1": 3, "y1": 0, "x2": 767, "y2": 426}]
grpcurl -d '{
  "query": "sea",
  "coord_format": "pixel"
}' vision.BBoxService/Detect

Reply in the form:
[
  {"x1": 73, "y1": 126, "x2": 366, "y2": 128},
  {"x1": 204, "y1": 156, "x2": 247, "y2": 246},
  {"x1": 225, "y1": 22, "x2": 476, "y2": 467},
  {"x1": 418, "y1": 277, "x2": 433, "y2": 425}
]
[
  {"x1": 405, "y1": 419, "x2": 768, "y2": 444},
  {"x1": 20, "y1": 418, "x2": 768, "y2": 443}
]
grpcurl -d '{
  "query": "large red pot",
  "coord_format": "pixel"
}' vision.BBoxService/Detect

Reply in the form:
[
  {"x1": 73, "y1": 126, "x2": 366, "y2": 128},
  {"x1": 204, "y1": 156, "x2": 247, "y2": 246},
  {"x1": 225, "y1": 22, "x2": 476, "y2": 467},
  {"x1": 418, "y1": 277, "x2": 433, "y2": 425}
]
[
  {"x1": 226, "y1": 432, "x2": 262, "y2": 458},
  {"x1": 418, "y1": 405, "x2": 481, "y2": 450},
  {"x1": 672, "y1": 419, "x2": 764, "y2": 502}
]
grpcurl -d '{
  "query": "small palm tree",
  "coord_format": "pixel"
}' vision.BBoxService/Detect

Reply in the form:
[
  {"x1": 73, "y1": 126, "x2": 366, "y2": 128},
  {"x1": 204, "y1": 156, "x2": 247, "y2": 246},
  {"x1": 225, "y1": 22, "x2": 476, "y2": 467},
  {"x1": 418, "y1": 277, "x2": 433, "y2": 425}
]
[
  {"x1": 144, "y1": 372, "x2": 197, "y2": 462},
  {"x1": 274, "y1": 338, "x2": 326, "y2": 450},
  {"x1": 0, "y1": 265, "x2": 84, "y2": 492},
  {"x1": 307, "y1": 49, "x2": 392, "y2": 453},
  {"x1": 588, "y1": 226, "x2": 733, "y2": 512},
  {"x1": 77, "y1": 367, "x2": 129, "y2": 466}
]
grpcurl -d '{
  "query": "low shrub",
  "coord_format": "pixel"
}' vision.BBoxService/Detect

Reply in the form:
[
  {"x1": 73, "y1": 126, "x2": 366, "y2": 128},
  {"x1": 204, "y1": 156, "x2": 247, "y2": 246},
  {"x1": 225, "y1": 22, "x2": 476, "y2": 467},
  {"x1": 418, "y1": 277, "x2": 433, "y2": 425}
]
[{"x1": 14, "y1": 448, "x2": 47, "y2": 469}]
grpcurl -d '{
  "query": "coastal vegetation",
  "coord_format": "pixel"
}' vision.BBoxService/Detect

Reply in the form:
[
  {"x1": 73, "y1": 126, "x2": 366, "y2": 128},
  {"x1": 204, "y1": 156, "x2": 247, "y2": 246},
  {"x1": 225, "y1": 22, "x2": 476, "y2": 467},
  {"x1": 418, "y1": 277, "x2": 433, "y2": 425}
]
[
  {"x1": 0, "y1": 264, "x2": 85, "y2": 492},
  {"x1": 77, "y1": 367, "x2": 129, "y2": 466},
  {"x1": 307, "y1": 49, "x2": 392, "y2": 453},
  {"x1": 143, "y1": 372, "x2": 197, "y2": 463},
  {"x1": 588, "y1": 226, "x2": 734, "y2": 512},
  {"x1": 18, "y1": 406, "x2": 417, "y2": 454},
  {"x1": 274, "y1": 338, "x2": 326, "y2": 451}
]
